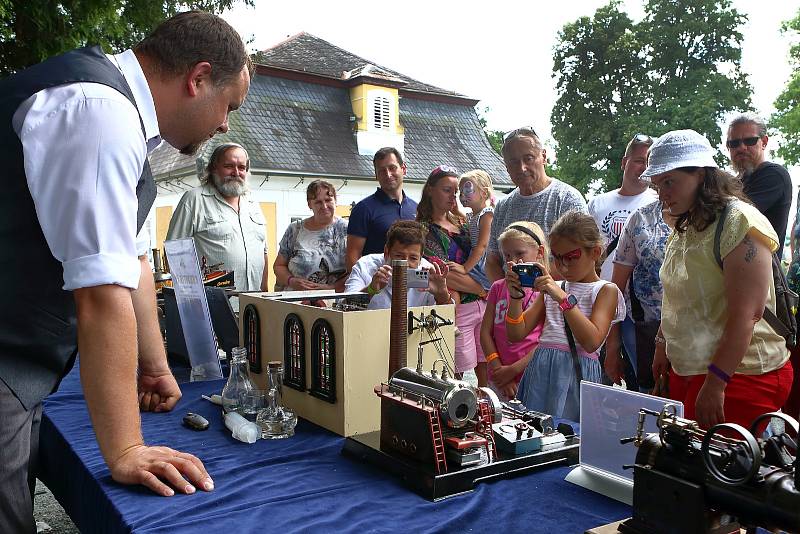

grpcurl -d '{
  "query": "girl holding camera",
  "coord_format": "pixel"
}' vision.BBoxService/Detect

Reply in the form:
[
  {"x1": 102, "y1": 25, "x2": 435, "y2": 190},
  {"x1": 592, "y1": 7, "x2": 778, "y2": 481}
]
[
  {"x1": 479, "y1": 222, "x2": 547, "y2": 400},
  {"x1": 506, "y1": 211, "x2": 626, "y2": 420}
]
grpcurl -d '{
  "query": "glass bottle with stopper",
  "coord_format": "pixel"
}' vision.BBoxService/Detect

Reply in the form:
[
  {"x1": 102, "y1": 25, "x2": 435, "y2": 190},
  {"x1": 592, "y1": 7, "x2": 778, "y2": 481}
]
[
  {"x1": 221, "y1": 346, "x2": 255, "y2": 415},
  {"x1": 256, "y1": 360, "x2": 297, "y2": 439}
]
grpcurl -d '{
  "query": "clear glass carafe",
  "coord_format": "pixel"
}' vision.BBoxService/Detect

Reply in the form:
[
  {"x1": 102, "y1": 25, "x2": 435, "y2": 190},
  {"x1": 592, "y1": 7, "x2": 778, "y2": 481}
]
[
  {"x1": 221, "y1": 346, "x2": 255, "y2": 415},
  {"x1": 256, "y1": 361, "x2": 297, "y2": 439}
]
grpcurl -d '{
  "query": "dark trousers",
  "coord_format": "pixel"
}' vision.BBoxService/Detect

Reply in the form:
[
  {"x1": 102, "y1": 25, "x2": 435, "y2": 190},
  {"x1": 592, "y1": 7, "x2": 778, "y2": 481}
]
[{"x1": 0, "y1": 379, "x2": 41, "y2": 534}]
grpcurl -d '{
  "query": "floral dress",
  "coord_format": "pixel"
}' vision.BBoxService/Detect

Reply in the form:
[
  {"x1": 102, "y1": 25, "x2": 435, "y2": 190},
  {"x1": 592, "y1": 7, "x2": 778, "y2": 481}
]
[{"x1": 422, "y1": 221, "x2": 478, "y2": 304}]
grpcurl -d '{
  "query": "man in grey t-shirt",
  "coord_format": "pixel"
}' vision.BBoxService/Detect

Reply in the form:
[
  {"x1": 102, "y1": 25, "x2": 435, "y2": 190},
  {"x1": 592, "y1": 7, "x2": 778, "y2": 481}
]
[{"x1": 486, "y1": 127, "x2": 587, "y2": 282}]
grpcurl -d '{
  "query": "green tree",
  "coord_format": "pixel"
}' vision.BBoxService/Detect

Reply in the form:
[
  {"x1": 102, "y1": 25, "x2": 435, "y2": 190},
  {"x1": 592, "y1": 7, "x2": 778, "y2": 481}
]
[
  {"x1": 551, "y1": 1, "x2": 645, "y2": 193},
  {"x1": 477, "y1": 106, "x2": 504, "y2": 154},
  {"x1": 551, "y1": 0, "x2": 751, "y2": 194},
  {"x1": 772, "y1": 8, "x2": 800, "y2": 165},
  {"x1": 0, "y1": 0, "x2": 253, "y2": 77}
]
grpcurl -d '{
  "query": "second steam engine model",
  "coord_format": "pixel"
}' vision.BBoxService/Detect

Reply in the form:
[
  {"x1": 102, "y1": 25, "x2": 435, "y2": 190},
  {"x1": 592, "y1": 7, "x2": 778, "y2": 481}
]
[{"x1": 618, "y1": 404, "x2": 800, "y2": 533}]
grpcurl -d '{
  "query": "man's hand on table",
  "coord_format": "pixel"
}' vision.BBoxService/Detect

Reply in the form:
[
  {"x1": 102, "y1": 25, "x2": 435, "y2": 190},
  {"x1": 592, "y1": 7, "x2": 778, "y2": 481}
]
[
  {"x1": 110, "y1": 444, "x2": 214, "y2": 497},
  {"x1": 138, "y1": 370, "x2": 182, "y2": 412}
]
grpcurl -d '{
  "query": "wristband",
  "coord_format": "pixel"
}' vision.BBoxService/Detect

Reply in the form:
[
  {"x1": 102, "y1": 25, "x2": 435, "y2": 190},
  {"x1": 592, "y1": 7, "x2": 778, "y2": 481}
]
[
  {"x1": 486, "y1": 352, "x2": 500, "y2": 364},
  {"x1": 366, "y1": 283, "x2": 379, "y2": 296},
  {"x1": 505, "y1": 313, "x2": 525, "y2": 325},
  {"x1": 707, "y1": 363, "x2": 731, "y2": 384}
]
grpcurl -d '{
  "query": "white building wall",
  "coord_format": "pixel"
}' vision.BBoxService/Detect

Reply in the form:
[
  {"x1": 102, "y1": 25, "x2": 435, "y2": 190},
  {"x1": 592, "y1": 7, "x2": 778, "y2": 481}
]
[{"x1": 143, "y1": 171, "x2": 508, "y2": 254}]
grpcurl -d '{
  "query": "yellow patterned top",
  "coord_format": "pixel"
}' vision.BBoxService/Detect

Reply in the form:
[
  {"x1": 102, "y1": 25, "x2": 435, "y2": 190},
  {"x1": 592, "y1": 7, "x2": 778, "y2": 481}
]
[{"x1": 660, "y1": 199, "x2": 789, "y2": 376}]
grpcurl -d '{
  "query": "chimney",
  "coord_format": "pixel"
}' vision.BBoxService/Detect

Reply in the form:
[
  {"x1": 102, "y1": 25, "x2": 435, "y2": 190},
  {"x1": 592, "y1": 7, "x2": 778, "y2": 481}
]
[{"x1": 388, "y1": 259, "x2": 408, "y2": 379}]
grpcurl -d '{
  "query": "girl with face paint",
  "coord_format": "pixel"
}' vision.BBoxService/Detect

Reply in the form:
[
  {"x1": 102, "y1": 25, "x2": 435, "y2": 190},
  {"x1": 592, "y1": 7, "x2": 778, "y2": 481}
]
[{"x1": 450, "y1": 169, "x2": 496, "y2": 386}]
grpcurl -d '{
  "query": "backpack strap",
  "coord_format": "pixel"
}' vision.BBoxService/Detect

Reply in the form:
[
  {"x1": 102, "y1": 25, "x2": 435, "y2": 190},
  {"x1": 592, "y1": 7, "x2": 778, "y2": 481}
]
[
  {"x1": 714, "y1": 202, "x2": 788, "y2": 338},
  {"x1": 561, "y1": 281, "x2": 584, "y2": 386},
  {"x1": 604, "y1": 235, "x2": 620, "y2": 262},
  {"x1": 713, "y1": 203, "x2": 733, "y2": 269}
]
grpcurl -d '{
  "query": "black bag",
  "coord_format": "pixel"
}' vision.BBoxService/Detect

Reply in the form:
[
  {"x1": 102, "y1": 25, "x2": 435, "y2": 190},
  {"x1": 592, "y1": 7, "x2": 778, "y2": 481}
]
[
  {"x1": 714, "y1": 202, "x2": 799, "y2": 348},
  {"x1": 628, "y1": 278, "x2": 659, "y2": 390}
]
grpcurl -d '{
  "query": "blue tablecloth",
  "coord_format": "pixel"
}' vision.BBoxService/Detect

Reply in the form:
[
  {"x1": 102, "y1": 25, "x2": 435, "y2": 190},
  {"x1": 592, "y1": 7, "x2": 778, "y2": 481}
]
[{"x1": 40, "y1": 363, "x2": 630, "y2": 533}]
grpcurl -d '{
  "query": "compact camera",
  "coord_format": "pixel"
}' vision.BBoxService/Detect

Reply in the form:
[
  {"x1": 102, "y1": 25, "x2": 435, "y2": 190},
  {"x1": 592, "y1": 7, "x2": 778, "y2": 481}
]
[
  {"x1": 512, "y1": 263, "x2": 542, "y2": 287},
  {"x1": 407, "y1": 267, "x2": 430, "y2": 288}
]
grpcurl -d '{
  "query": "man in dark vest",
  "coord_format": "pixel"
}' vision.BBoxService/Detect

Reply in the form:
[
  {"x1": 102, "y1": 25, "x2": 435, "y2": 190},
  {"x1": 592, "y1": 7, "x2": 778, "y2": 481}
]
[
  {"x1": 727, "y1": 112, "x2": 792, "y2": 258},
  {"x1": 0, "y1": 11, "x2": 251, "y2": 531}
]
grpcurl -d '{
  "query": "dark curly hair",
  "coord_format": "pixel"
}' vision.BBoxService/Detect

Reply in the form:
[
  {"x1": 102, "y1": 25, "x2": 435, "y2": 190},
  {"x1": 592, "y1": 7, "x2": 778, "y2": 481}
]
[{"x1": 673, "y1": 167, "x2": 750, "y2": 233}]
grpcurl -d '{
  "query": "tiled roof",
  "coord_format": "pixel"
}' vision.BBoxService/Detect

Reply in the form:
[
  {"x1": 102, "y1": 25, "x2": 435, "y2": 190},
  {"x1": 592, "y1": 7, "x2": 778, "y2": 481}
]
[
  {"x1": 149, "y1": 73, "x2": 511, "y2": 185},
  {"x1": 148, "y1": 34, "x2": 511, "y2": 186},
  {"x1": 255, "y1": 32, "x2": 466, "y2": 98},
  {"x1": 401, "y1": 98, "x2": 509, "y2": 183}
]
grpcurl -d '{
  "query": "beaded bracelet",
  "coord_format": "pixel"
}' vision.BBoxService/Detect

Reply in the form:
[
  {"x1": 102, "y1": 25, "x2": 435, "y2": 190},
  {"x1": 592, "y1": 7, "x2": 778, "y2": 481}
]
[
  {"x1": 505, "y1": 313, "x2": 525, "y2": 325},
  {"x1": 654, "y1": 333, "x2": 666, "y2": 346}
]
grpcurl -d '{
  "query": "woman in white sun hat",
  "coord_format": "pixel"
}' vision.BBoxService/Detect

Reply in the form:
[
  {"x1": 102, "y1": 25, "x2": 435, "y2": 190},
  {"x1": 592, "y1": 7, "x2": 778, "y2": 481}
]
[{"x1": 645, "y1": 129, "x2": 792, "y2": 430}]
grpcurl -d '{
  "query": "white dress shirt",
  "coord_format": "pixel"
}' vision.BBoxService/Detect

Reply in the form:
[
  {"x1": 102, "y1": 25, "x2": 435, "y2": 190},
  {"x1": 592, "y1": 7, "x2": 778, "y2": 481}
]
[
  {"x1": 344, "y1": 253, "x2": 436, "y2": 310},
  {"x1": 12, "y1": 50, "x2": 161, "y2": 291}
]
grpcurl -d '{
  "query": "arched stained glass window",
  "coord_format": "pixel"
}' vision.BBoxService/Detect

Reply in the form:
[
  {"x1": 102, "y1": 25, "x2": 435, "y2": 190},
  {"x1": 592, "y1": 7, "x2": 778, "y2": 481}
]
[
  {"x1": 242, "y1": 304, "x2": 261, "y2": 374},
  {"x1": 283, "y1": 314, "x2": 306, "y2": 391},
  {"x1": 309, "y1": 319, "x2": 336, "y2": 403}
]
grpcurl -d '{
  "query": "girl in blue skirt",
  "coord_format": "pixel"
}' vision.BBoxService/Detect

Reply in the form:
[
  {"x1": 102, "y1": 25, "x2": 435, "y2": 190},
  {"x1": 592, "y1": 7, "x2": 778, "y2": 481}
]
[{"x1": 505, "y1": 211, "x2": 626, "y2": 420}]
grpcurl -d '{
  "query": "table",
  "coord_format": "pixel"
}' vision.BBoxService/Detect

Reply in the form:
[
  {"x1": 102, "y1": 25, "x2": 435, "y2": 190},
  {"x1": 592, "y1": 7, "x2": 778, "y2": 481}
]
[{"x1": 39, "y1": 363, "x2": 631, "y2": 533}]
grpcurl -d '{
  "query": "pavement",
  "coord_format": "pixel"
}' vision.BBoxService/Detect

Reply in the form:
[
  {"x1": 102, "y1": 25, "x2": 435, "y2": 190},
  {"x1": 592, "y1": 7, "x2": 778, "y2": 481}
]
[{"x1": 34, "y1": 480, "x2": 79, "y2": 534}]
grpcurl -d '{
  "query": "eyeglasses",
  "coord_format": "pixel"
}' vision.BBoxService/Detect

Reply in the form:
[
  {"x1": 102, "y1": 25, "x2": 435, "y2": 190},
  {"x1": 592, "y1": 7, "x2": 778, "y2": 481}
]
[
  {"x1": 726, "y1": 136, "x2": 761, "y2": 149},
  {"x1": 630, "y1": 133, "x2": 653, "y2": 145},
  {"x1": 503, "y1": 126, "x2": 538, "y2": 142},
  {"x1": 552, "y1": 247, "x2": 582, "y2": 265},
  {"x1": 430, "y1": 165, "x2": 458, "y2": 179}
]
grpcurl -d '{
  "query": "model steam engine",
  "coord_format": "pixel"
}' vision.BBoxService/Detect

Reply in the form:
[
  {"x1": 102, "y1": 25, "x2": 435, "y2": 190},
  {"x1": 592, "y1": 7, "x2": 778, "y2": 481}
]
[
  {"x1": 342, "y1": 259, "x2": 577, "y2": 499},
  {"x1": 619, "y1": 404, "x2": 800, "y2": 533},
  {"x1": 376, "y1": 365, "x2": 501, "y2": 472}
]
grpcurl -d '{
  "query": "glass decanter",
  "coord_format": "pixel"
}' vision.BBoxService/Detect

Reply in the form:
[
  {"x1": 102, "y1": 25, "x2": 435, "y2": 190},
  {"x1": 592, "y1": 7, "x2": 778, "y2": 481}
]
[
  {"x1": 256, "y1": 360, "x2": 297, "y2": 439},
  {"x1": 221, "y1": 346, "x2": 255, "y2": 415}
]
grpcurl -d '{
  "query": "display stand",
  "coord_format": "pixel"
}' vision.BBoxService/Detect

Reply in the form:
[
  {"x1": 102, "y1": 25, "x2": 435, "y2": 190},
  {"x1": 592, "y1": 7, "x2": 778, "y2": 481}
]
[
  {"x1": 565, "y1": 382, "x2": 682, "y2": 504},
  {"x1": 164, "y1": 238, "x2": 223, "y2": 380},
  {"x1": 343, "y1": 429, "x2": 579, "y2": 501}
]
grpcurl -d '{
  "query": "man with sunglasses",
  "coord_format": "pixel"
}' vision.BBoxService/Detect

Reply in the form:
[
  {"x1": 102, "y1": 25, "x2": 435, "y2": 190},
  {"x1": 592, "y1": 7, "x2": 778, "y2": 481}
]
[
  {"x1": 727, "y1": 113, "x2": 791, "y2": 257},
  {"x1": 486, "y1": 127, "x2": 587, "y2": 283}
]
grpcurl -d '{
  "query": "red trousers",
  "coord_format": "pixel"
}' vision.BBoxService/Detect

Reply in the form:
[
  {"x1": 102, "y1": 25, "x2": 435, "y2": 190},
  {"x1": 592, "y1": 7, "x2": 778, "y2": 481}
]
[
  {"x1": 783, "y1": 344, "x2": 800, "y2": 420},
  {"x1": 669, "y1": 361, "x2": 793, "y2": 429}
]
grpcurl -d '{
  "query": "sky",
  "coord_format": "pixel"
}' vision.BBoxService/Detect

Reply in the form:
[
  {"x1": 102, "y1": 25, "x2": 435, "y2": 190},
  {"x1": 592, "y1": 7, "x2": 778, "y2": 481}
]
[
  {"x1": 222, "y1": 0, "x2": 799, "y2": 140},
  {"x1": 222, "y1": 0, "x2": 800, "y2": 214}
]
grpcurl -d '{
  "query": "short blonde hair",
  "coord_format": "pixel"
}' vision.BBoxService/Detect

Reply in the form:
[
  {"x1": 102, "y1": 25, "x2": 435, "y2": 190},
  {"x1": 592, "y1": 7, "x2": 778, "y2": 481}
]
[
  {"x1": 459, "y1": 169, "x2": 496, "y2": 207},
  {"x1": 497, "y1": 221, "x2": 549, "y2": 269}
]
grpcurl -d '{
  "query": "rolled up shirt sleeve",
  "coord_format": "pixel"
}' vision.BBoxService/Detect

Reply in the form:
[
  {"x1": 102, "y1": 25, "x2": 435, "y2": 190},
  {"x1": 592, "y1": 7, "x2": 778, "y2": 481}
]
[
  {"x1": 17, "y1": 84, "x2": 146, "y2": 290},
  {"x1": 345, "y1": 256, "x2": 374, "y2": 292}
]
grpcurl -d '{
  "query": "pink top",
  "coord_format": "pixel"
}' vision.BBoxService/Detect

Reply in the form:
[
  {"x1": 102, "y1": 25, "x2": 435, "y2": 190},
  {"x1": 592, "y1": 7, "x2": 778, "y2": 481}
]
[{"x1": 486, "y1": 279, "x2": 542, "y2": 382}]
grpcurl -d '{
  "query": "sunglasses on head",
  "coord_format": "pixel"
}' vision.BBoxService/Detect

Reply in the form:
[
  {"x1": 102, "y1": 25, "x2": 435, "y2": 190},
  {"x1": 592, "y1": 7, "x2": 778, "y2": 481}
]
[
  {"x1": 726, "y1": 136, "x2": 761, "y2": 149},
  {"x1": 503, "y1": 126, "x2": 538, "y2": 142},
  {"x1": 630, "y1": 133, "x2": 653, "y2": 145},
  {"x1": 430, "y1": 165, "x2": 458, "y2": 178},
  {"x1": 552, "y1": 248, "x2": 582, "y2": 265},
  {"x1": 431, "y1": 165, "x2": 458, "y2": 175}
]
